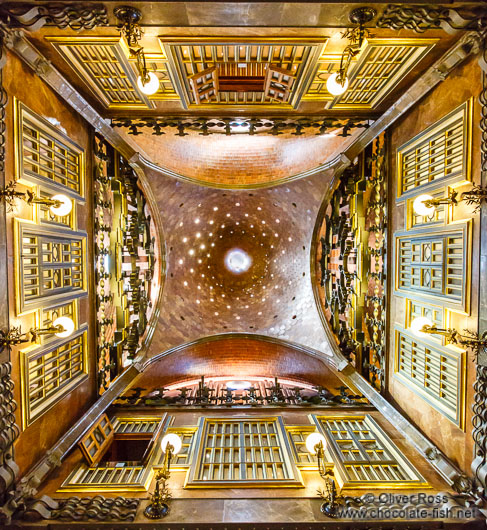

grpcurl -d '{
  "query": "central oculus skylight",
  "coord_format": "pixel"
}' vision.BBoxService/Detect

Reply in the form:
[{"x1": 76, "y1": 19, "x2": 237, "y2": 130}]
[{"x1": 224, "y1": 248, "x2": 252, "y2": 274}]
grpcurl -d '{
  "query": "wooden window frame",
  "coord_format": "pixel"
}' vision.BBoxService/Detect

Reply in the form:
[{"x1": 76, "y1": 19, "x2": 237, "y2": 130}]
[
  {"x1": 186, "y1": 417, "x2": 302, "y2": 488},
  {"x1": 313, "y1": 414, "x2": 427, "y2": 489},
  {"x1": 21, "y1": 327, "x2": 88, "y2": 427}
]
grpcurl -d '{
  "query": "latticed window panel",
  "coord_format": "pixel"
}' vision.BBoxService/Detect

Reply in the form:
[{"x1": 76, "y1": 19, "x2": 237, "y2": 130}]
[
  {"x1": 47, "y1": 38, "x2": 154, "y2": 109},
  {"x1": 111, "y1": 417, "x2": 160, "y2": 435},
  {"x1": 22, "y1": 329, "x2": 88, "y2": 426},
  {"x1": 79, "y1": 413, "x2": 114, "y2": 465},
  {"x1": 315, "y1": 415, "x2": 426, "y2": 488},
  {"x1": 395, "y1": 227, "x2": 468, "y2": 309},
  {"x1": 395, "y1": 330, "x2": 464, "y2": 426},
  {"x1": 60, "y1": 463, "x2": 150, "y2": 492},
  {"x1": 16, "y1": 102, "x2": 84, "y2": 196},
  {"x1": 397, "y1": 100, "x2": 471, "y2": 197},
  {"x1": 16, "y1": 221, "x2": 86, "y2": 314},
  {"x1": 286, "y1": 426, "x2": 318, "y2": 466},
  {"x1": 407, "y1": 299, "x2": 444, "y2": 331},
  {"x1": 187, "y1": 418, "x2": 300, "y2": 486}
]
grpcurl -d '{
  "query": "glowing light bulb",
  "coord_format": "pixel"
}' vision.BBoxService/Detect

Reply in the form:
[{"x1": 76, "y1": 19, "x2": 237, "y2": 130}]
[
  {"x1": 305, "y1": 433, "x2": 327, "y2": 454},
  {"x1": 53, "y1": 316, "x2": 75, "y2": 338},
  {"x1": 326, "y1": 72, "x2": 349, "y2": 96},
  {"x1": 137, "y1": 71, "x2": 160, "y2": 95},
  {"x1": 410, "y1": 316, "x2": 433, "y2": 338},
  {"x1": 50, "y1": 195, "x2": 72, "y2": 217},
  {"x1": 413, "y1": 194, "x2": 435, "y2": 217},
  {"x1": 160, "y1": 433, "x2": 182, "y2": 454}
]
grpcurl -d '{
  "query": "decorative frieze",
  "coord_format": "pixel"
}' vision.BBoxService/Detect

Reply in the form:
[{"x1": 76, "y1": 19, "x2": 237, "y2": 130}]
[
  {"x1": 111, "y1": 116, "x2": 370, "y2": 138},
  {"x1": 0, "y1": 4, "x2": 109, "y2": 31}
]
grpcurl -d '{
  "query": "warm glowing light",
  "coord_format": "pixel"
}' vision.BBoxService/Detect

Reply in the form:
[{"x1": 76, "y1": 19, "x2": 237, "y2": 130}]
[
  {"x1": 305, "y1": 433, "x2": 327, "y2": 454},
  {"x1": 137, "y1": 71, "x2": 160, "y2": 95},
  {"x1": 326, "y1": 72, "x2": 349, "y2": 96},
  {"x1": 161, "y1": 433, "x2": 182, "y2": 454},
  {"x1": 50, "y1": 194, "x2": 72, "y2": 217},
  {"x1": 413, "y1": 194, "x2": 435, "y2": 217},
  {"x1": 53, "y1": 316, "x2": 75, "y2": 338},
  {"x1": 226, "y1": 380, "x2": 252, "y2": 390},
  {"x1": 224, "y1": 248, "x2": 252, "y2": 274},
  {"x1": 410, "y1": 316, "x2": 433, "y2": 338}
]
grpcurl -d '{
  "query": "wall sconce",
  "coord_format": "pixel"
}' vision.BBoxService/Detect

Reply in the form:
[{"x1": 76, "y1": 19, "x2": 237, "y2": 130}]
[
  {"x1": 413, "y1": 184, "x2": 487, "y2": 217},
  {"x1": 144, "y1": 433, "x2": 182, "y2": 519},
  {"x1": 326, "y1": 7, "x2": 376, "y2": 96},
  {"x1": 305, "y1": 432, "x2": 341, "y2": 517},
  {"x1": 0, "y1": 182, "x2": 72, "y2": 215},
  {"x1": 0, "y1": 316, "x2": 75, "y2": 352},
  {"x1": 410, "y1": 317, "x2": 487, "y2": 357},
  {"x1": 114, "y1": 6, "x2": 160, "y2": 96}
]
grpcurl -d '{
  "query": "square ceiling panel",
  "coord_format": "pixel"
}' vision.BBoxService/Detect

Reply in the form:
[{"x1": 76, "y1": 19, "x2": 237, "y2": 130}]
[
  {"x1": 158, "y1": 38, "x2": 327, "y2": 109},
  {"x1": 304, "y1": 38, "x2": 438, "y2": 109}
]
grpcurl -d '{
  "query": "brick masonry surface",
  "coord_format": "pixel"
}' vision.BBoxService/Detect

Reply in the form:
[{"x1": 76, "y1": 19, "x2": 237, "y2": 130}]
[{"x1": 144, "y1": 162, "x2": 335, "y2": 359}]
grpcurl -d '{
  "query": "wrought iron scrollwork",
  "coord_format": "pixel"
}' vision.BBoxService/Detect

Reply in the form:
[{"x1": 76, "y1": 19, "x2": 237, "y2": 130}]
[
  {"x1": 0, "y1": 3, "x2": 109, "y2": 31},
  {"x1": 115, "y1": 377, "x2": 368, "y2": 408},
  {"x1": 376, "y1": 4, "x2": 485, "y2": 33},
  {"x1": 317, "y1": 135, "x2": 387, "y2": 391},
  {"x1": 111, "y1": 116, "x2": 370, "y2": 138}
]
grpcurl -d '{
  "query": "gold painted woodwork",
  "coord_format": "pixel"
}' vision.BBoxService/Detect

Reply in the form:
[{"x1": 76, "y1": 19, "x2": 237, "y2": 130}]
[
  {"x1": 14, "y1": 219, "x2": 87, "y2": 316},
  {"x1": 397, "y1": 99, "x2": 473, "y2": 199},
  {"x1": 186, "y1": 417, "x2": 303, "y2": 487},
  {"x1": 46, "y1": 36, "x2": 157, "y2": 109},
  {"x1": 20, "y1": 328, "x2": 88, "y2": 428},
  {"x1": 312, "y1": 415, "x2": 428, "y2": 490},
  {"x1": 305, "y1": 38, "x2": 438, "y2": 109},
  {"x1": 14, "y1": 100, "x2": 85, "y2": 199},
  {"x1": 394, "y1": 326, "x2": 465, "y2": 428},
  {"x1": 159, "y1": 37, "x2": 326, "y2": 109},
  {"x1": 394, "y1": 221, "x2": 472, "y2": 314}
]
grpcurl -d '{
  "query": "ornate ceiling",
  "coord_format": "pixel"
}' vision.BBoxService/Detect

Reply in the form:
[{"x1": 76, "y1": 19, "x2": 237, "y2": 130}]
[
  {"x1": 141, "y1": 161, "x2": 335, "y2": 359},
  {"x1": 8, "y1": 2, "x2": 457, "y2": 119}
]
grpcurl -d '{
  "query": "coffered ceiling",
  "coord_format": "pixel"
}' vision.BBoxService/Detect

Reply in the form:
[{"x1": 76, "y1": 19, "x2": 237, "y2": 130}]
[{"x1": 14, "y1": 2, "x2": 461, "y2": 119}]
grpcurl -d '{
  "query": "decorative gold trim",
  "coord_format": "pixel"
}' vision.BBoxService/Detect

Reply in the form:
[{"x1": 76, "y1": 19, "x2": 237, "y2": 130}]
[
  {"x1": 393, "y1": 326, "x2": 466, "y2": 429},
  {"x1": 397, "y1": 98, "x2": 473, "y2": 200},
  {"x1": 46, "y1": 36, "x2": 155, "y2": 110},
  {"x1": 312, "y1": 414, "x2": 429, "y2": 490},
  {"x1": 185, "y1": 416, "x2": 303, "y2": 488},
  {"x1": 393, "y1": 220, "x2": 472, "y2": 314},
  {"x1": 20, "y1": 327, "x2": 88, "y2": 428},
  {"x1": 13, "y1": 218, "x2": 88, "y2": 316},
  {"x1": 14, "y1": 99, "x2": 85, "y2": 200},
  {"x1": 159, "y1": 37, "x2": 327, "y2": 109}
]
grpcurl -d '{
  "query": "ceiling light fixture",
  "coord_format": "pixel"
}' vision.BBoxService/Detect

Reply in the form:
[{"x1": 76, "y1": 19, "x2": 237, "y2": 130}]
[
  {"x1": 327, "y1": 7, "x2": 376, "y2": 97},
  {"x1": 0, "y1": 182, "x2": 72, "y2": 216},
  {"x1": 115, "y1": 6, "x2": 160, "y2": 96}
]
